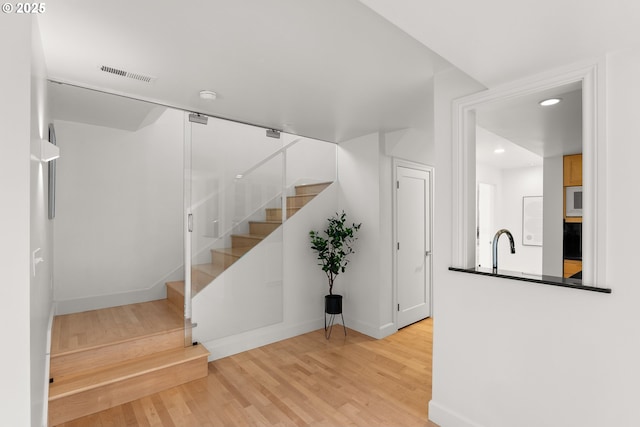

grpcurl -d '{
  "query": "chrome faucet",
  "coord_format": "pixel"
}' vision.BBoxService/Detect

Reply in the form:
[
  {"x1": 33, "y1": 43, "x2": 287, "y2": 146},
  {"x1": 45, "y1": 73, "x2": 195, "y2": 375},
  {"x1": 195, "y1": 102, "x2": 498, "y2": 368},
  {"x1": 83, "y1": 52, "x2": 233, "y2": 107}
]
[{"x1": 492, "y1": 229, "x2": 515, "y2": 272}]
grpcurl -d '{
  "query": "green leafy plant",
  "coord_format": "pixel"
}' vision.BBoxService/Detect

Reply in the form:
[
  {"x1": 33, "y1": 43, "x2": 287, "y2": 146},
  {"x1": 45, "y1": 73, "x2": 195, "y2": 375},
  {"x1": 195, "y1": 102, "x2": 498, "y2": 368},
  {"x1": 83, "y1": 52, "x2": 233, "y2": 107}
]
[{"x1": 309, "y1": 211, "x2": 361, "y2": 295}]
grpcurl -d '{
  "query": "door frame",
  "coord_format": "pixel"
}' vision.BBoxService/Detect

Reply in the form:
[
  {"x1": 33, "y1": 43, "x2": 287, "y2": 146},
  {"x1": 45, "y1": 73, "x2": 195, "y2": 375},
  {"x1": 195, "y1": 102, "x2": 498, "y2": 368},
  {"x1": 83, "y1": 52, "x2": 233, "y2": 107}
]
[{"x1": 392, "y1": 158, "x2": 435, "y2": 328}]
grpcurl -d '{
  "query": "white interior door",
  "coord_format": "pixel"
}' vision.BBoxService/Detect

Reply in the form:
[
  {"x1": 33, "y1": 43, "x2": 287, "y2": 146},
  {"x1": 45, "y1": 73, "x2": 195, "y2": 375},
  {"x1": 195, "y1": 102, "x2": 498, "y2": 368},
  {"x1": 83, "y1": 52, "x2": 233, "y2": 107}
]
[{"x1": 395, "y1": 164, "x2": 431, "y2": 329}]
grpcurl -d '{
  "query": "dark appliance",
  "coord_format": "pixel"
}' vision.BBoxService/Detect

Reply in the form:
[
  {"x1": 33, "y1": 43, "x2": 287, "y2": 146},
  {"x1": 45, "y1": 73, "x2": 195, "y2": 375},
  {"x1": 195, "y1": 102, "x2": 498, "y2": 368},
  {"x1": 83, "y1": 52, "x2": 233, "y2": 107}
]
[{"x1": 563, "y1": 222, "x2": 582, "y2": 260}]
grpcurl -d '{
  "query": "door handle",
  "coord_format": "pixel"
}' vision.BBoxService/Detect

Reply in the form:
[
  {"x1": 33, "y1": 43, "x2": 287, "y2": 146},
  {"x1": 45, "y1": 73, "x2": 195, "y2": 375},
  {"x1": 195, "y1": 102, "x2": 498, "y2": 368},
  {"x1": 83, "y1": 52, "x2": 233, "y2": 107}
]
[{"x1": 425, "y1": 251, "x2": 431, "y2": 256}]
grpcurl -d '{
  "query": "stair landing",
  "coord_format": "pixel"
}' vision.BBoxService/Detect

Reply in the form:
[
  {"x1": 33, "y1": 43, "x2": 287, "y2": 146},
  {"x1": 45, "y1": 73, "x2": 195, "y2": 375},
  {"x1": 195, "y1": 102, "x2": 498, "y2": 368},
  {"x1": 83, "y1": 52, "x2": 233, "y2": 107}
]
[{"x1": 51, "y1": 300, "x2": 182, "y2": 356}]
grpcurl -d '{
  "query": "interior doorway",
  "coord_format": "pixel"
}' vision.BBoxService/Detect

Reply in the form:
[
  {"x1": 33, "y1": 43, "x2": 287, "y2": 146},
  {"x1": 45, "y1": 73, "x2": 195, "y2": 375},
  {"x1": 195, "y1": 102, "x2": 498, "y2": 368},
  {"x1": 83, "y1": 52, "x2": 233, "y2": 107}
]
[{"x1": 394, "y1": 160, "x2": 433, "y2": 329}]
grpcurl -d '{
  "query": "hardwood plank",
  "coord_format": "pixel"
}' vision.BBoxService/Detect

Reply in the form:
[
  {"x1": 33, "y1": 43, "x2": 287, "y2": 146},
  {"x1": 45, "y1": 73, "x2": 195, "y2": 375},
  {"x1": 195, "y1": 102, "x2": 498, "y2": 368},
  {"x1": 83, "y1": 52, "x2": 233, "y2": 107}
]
[
  {"x1": 51, "y1": 300, "x2": 183, "y2": 355},
  {"x1": 51, "y1": 327, "x2": 184, "y2": 379},
  {"x1": 49, "y1": 346, "x2": 209, "y2": 425},
  {"x1": 50, "y1": 345, "x2": 209, "y2": 399},
  {"x1": 58, "y1": 318, "x2": 438, "y2": 427}
]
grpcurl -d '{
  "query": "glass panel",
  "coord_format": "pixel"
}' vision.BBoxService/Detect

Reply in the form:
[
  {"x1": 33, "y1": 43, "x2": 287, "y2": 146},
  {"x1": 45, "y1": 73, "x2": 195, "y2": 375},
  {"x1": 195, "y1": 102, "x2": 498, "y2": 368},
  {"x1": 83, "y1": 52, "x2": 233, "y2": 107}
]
[
  {"x1": 186, "y1": 116, "x2": 337, "y2": 341},
  {"x1": 187, "y1": 117, "x2": 286, "y2": 340},
  {"x1": 285, "y1": 137, "x2": 337, "y2": 221}
]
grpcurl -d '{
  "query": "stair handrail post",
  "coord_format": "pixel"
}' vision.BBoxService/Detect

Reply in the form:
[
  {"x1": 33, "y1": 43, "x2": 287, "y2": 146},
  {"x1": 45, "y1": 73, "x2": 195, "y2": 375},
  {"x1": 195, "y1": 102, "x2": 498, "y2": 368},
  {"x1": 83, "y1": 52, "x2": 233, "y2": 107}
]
[
  {"x1": 183, "y1": 113, "x2": 193, "y2": 347},
  {"x1": 282, "y1": 148, "x2": 287, "y2": 223}
]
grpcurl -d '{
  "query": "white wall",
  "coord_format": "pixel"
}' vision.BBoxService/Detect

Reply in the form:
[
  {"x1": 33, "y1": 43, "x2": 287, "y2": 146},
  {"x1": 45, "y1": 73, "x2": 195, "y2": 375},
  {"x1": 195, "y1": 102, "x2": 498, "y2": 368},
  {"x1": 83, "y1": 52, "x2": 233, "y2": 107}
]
[
  {"x1": 0, "y1": 15, "x2": 32, "y2": 427},
  {"x1": 0, "y1": 16, "x2": 53, "y2": 427},
  {"x1": 543, "y1": 155, "x2": 563, "y2": 276},
  {"x1": 429, "y1": 52, "x2": 640, "y2": 427},
  {"x1": 499, "y1": 166, "x2": 543, "y2": 274},
  {"x1": 53, "y1": 109, "x2": 184, "y2": 313},
  {"x1": 333, "y1": 124, "x2": 435, "y2": 340},
  {"x1": 29, "y1": 19, "x2": 54, "y2": 427},
  {"x1": 286, "y1": 138, "x2": 337, "y2": 187},
  {"x1": 600, "y1": 46, "x2": 640, "y2": 427},
  {"x1": 337, "y1": 133, "x2": 384, "y2": 337}
]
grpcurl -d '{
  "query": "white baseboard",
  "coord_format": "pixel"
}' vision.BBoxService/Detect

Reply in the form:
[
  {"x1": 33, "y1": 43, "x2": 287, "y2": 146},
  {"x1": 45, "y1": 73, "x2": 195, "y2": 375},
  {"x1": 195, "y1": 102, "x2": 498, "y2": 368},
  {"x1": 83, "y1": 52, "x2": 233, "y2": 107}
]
[
  {"x1": 343, "y1": 315, "x2": 383, "y2": 339},
  {"x1": 429, "y1": 400, "x2": 486, "y2": 427},
  {"x1": 55, "y1": 263, "x2": 185, "y2": 315},
  {"x1": 378, "y1": 322, "x2": 396, "y2": 339},
  {"x1": 55, "y1": 285, "x2": 166, "y2": 315},
  {"x1": 199, "y1": 318, "x2": 324, "y2": 361}
]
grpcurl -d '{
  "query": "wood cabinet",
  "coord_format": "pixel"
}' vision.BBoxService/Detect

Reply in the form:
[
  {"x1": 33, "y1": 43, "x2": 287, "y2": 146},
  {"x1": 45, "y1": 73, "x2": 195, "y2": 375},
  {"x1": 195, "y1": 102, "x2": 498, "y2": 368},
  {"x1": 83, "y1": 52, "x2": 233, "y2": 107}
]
[
  {"x1": 563, "y1": 259, "x2": 582, "y2": 278},
  {"x1": 563, "y1": 153, "x2": 582, "y2": 222},
  {"x1": 563, "y1": 154, "x2": 582, "y2": 187},
  {"x1": 563, "y1": 154, "x2": 582, "y2": 277}
]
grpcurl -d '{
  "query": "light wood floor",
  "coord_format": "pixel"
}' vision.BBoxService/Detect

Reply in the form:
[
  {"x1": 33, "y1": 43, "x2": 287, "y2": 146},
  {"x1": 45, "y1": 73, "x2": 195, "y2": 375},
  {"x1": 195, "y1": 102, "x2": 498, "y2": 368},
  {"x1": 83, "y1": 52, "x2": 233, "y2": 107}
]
[{"x1": 57, "y1": 318, "x2": 437, "y2": 427}]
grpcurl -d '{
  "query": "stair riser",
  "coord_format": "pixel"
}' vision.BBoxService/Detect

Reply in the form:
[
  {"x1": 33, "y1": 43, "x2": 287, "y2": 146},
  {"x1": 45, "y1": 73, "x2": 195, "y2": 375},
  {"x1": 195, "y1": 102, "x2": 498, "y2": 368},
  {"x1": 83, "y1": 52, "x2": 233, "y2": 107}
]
[
  {"x1": 295, "y1": 182, "x2": 331, "y2": 195},
  {"x1": 166, "y1": 283, "x2": 185, "y2": 311},
  {"x1": 212, "y1": 250, "x2": 240, "y2": 269},
  {"x1": 192, "y1": 268, "x2": 215, "y2": 288},
  {"x1": 265, "y1": 207, "x2": 299, "y2": 221},
  {"x1": 50, "y1": 328, "x2": 184, "y2": 379},
  {"x1": 48, "y1": 355, "x2": 208, "y2": 426},
  {"x1": 287, "y1": 194, "x2": 315, "y2": 209},
  {"x1": 231, "y1": 235, "x2": 261, "y2": 248},
  {"x1": 249, "y1": 222, "x2": 280, "y2": 235}
]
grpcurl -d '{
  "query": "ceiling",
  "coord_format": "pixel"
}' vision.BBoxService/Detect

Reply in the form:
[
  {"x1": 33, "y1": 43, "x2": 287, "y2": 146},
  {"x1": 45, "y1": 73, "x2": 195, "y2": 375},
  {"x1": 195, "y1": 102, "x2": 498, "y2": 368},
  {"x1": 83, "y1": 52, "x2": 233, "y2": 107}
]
[
  {"x1": 38, "y1": 1, "x2": 640, "y2": 144},
  {"x1": 37, "y1": 0, "x2": 451, "y2": 143},
  {"x1": 476, "y1": 82, "x2": 582, "y2": 169},
  {"x1": 359, "y1": 0, "x2": 640, "y2": 88}
]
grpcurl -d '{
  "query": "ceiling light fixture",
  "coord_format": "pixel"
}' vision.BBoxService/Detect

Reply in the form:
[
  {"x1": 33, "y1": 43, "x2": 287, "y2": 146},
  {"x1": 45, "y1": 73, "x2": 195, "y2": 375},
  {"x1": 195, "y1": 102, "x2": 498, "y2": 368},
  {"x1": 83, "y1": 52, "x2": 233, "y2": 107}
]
[
  {"x1": 539, "y1": 98, "x2": 561, "y2": 106},
  {"x1": 199, "y1": 90, "x2": 217, "y2": 101},
  {"x1": 494, "y1": 148, "x2": 505, "y2": 154}
]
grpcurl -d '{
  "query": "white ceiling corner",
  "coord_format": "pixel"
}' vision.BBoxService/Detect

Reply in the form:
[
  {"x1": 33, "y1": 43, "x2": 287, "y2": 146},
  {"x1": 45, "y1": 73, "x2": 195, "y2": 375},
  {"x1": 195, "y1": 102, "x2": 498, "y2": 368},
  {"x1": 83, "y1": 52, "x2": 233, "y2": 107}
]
[{"x1": 358, "y1": 0, "x2": 640, "y2": 88}]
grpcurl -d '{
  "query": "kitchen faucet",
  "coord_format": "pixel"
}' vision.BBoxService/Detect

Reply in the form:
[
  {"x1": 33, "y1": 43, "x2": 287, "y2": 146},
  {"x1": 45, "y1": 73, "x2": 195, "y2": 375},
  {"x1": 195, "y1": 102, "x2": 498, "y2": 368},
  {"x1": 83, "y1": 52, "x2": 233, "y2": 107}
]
[{"x1": 492, "y1": 229, "x2": 515, "y2": 272}]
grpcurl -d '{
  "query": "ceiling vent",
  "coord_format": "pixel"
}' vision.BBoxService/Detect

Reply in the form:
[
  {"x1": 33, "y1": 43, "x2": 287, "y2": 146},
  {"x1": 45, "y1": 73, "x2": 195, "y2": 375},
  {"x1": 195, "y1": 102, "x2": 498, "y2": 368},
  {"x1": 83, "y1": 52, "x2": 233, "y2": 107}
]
[{"x1": 99, "y1": 65, "x2": 157, "y2": 83}]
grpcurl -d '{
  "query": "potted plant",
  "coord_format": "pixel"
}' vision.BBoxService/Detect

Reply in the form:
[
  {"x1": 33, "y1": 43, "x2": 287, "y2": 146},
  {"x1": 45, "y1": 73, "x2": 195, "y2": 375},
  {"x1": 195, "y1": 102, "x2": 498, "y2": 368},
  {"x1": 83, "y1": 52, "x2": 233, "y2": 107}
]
[{"x1": 309, "y1": 211, "x2": 361, "y2": 336}]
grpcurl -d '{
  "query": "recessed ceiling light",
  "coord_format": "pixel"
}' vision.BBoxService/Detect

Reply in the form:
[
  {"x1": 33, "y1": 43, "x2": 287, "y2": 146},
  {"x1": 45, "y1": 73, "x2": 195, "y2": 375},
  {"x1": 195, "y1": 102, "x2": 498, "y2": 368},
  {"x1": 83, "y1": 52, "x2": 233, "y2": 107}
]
[
  {"x1": 539, "y1": 98, "x2": 561, "y2": 106},
  {"x1": 494, "y1": 148, "x2": 505, "y2": 154},
  {"x1": 199, "y1": 90, "x2": 217, "y2": 101}
]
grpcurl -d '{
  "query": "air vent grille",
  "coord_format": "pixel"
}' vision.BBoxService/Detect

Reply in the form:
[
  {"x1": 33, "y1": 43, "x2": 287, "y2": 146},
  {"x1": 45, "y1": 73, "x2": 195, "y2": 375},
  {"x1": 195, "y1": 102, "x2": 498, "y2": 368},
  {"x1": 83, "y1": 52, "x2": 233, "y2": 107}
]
[{"x1": 99, "y1": 65, "x2": 156, "y2": 83}]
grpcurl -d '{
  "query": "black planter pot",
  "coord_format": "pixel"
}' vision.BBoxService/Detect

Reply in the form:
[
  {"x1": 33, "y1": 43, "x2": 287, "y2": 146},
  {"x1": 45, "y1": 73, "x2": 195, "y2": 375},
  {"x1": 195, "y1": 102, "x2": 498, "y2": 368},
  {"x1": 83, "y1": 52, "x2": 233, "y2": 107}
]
[
  {"x1": 325, "y1": 294, "x2": 343, "y2": 314},
  {"x1": 324, "y1": 295, "x2": 346, "y2": 339}
]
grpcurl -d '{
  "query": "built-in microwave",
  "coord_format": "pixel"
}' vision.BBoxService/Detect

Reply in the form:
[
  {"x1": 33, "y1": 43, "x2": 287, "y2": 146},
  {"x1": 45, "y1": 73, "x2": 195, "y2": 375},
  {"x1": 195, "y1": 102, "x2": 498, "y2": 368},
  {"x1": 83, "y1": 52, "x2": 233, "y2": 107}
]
[
  {"x1": 563, "y1": 222, "x2": 582, "y2": 260},
  {"x1": 566, "y1": 186, "x2": 582, "y2": 217}
]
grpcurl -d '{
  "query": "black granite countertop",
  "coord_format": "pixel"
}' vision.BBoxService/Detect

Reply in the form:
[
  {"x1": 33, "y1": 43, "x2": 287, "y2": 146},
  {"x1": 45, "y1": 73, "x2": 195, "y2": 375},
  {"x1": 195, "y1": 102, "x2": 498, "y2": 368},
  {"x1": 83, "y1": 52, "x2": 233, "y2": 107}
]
[{"x1": 448, "y1": 266, "x2": 611, "y2": 294}]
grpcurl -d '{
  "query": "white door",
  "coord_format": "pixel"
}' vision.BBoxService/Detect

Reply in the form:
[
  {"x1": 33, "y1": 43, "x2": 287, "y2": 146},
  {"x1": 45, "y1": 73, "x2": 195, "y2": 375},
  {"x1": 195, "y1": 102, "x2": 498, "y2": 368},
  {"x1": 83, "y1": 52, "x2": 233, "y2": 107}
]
[{"x1": 395, "y1": 164, "x2": 431, "y2": 329}]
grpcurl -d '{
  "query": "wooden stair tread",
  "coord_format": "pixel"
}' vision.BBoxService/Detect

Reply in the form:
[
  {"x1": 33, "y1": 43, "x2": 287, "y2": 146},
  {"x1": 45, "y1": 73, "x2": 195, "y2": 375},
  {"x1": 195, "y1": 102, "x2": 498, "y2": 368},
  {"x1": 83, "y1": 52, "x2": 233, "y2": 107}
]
[
  {"x1": 50, "y1": 325, "x2": 184, "y2": 361},
  {"x1": 51, "y1": 300, "x2": 183, "y2": 356},
  {"x1": 166, "y1": 280, "x2": 185, "y2": 292},
  {"x1": 212, "y1": 246, "x2": 251, "y2": 257},
  {"x1": 249, "y1": 220, "x2": 282, "y2": 224},
  {"x1": 231, "y1": 233, "x2": 265, "y2": 240},
  {"x1": 49, "y1": 344, "x2": 209, "y2": 400},
  {"x1": 287, "y1": 192, "x2": 321, "y2": 199},
  {"x1": 167, "y1": 279, "x2": 207, "y2": 296}
]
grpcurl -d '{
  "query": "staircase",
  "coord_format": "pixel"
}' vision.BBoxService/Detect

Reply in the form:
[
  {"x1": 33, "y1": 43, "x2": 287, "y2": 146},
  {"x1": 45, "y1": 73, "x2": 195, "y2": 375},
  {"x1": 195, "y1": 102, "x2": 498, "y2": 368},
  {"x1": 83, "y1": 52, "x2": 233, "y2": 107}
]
[
  {"x1": 48, "y1": 182, "x2": 330, "y2": 425},
  {"x1": 48, "y1": 300, "x2": 209, "y2": 426},
  {"x1": 166, "y1": 181, "x2": 332, "y2": 308}
]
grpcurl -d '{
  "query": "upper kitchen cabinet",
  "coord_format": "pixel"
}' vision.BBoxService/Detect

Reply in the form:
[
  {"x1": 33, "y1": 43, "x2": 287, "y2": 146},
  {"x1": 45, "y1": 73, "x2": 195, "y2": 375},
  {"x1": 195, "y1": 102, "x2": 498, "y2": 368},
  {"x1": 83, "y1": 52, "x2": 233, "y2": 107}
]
[{"x1": 563, "y1": 154, "x2": 582, "y2": 187}]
